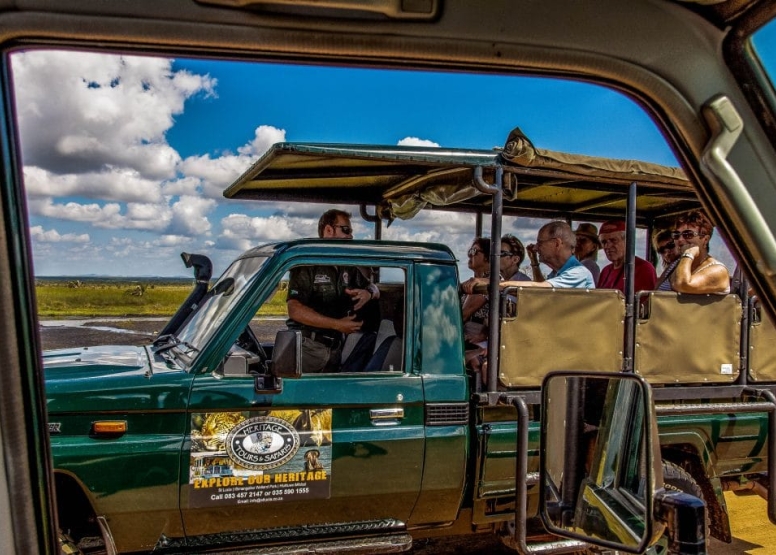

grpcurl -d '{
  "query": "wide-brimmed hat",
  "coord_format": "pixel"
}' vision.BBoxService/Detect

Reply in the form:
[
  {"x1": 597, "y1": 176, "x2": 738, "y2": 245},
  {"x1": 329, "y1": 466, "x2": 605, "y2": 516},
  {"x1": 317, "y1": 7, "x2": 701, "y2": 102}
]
[{"x1": 574, "y1": 223, "x2": 602, "y2": 247}]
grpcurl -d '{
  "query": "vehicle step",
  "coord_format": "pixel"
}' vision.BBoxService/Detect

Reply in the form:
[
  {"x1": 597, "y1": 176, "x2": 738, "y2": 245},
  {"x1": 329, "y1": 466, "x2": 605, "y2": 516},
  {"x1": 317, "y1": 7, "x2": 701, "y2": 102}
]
[{"x1": 203, "y1": 533, "x2": 412, "y2": 554}]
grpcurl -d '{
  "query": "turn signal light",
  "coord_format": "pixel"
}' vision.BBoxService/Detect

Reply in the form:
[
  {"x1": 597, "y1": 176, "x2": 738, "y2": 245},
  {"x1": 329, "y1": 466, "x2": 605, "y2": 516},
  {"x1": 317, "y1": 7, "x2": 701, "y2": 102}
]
[{"x1": 91, "y1": 421, "x2": 127, "y2": 435}]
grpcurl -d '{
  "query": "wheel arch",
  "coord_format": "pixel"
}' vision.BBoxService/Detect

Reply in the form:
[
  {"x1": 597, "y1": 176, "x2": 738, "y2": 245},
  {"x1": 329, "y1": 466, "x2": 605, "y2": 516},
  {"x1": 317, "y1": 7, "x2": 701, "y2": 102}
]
[{"x1": 661, "y1": 445, "x2": 731, "y2": 543}]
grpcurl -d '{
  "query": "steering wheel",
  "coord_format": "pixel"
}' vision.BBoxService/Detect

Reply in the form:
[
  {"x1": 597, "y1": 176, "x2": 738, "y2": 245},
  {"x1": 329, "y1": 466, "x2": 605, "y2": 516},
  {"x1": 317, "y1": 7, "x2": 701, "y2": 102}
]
[{"x1": 236, "y1": 324, "x2": 269, "y2": 367}]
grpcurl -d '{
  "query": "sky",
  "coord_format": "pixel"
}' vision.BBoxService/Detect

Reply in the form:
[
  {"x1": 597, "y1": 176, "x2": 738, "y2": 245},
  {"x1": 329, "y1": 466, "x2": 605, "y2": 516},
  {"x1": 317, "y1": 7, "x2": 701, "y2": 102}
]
[{"x1": 13, "y1": 33, "x2": 773, "y2": 278}]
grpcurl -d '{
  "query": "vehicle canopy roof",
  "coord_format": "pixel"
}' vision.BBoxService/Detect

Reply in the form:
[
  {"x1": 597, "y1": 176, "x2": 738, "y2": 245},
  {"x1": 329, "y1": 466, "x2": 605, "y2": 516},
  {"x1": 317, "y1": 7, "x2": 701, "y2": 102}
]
[{"x1": 224, "y1": 128, "x2": 698, "y2": 227}]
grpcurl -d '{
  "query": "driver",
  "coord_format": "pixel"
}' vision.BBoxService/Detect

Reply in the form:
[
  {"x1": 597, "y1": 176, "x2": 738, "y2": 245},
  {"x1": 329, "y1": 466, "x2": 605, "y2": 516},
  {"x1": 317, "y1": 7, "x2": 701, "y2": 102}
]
[{"x1": 286, "y1": 209, "x2": 379, "y2": 373}]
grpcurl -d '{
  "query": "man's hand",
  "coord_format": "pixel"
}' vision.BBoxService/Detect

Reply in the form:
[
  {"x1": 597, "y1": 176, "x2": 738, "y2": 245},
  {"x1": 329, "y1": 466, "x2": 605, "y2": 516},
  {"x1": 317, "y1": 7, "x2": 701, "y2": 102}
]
[
  {"x1": 461, "y1": 277, "x2": 488, "y2": 295},
  {"x1": 336, "y1": 313, "x2": 363, "y2": 334},
  {"x1": 346, "y1": 287, "x2": 372, "y2": 311},
  {"x1": 526, "y1": 244, "x2": 539, "y2": 263}
]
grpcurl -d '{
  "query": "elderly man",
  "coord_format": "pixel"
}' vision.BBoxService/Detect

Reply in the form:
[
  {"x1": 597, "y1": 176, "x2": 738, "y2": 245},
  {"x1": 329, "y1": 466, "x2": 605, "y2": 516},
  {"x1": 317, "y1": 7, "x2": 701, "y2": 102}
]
[
  {"x1": 461, "y1": 221, "x2": 595, "y2": 294},
  {"x1": 597, "y1": 220, "x2": 657, "y2": 292},
  {"x1": 286, "y1": 209, "x2": 379, "y2": 373}
]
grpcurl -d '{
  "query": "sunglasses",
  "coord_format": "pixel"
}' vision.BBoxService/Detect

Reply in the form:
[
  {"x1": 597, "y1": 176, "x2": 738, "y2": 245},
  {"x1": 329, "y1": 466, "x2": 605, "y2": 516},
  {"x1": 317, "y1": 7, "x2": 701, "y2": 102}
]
[
  {"x1": 657, "y1": 241, "x2": 676, "y2": 254},
  {"x1": 671, "y1": 230, "x2": 704, "y2": 240},
  {"x1": 333, "y1": 224, "x2": 353, "y2": 235},
  {"x1": 500, "y1": 250, "x2": 515, "y2": 257},
  {"x1": 467, "y1": 248, "x2": 484, "y2": 257}
]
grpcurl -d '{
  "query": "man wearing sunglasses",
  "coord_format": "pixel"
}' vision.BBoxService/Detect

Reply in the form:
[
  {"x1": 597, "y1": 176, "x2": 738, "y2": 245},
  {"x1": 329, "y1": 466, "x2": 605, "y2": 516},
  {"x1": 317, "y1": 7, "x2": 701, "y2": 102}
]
[{"x1": 286, "y1": 209, "x2": 380, "y2": 373}]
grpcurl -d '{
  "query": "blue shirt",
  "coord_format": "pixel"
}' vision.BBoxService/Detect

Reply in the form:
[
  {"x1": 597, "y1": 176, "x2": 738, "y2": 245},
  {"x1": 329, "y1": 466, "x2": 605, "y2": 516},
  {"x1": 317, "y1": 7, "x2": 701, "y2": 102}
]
[{"x1": 547, "y1": 256, "x2": 595, "y2": 288}]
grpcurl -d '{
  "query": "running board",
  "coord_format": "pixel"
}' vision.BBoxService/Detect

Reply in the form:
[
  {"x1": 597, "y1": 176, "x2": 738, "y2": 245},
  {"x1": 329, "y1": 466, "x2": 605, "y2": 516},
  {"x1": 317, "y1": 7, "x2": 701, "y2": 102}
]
[{"x1": 204, "y1": 532, "x2": 413, "y2": 554}]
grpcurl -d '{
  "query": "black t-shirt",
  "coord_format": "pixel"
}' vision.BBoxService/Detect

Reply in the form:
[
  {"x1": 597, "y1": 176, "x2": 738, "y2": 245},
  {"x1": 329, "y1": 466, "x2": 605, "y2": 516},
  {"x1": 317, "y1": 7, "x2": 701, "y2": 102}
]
[{"x1": 286, "y1": 265, "x2": 368, "y2": 331}]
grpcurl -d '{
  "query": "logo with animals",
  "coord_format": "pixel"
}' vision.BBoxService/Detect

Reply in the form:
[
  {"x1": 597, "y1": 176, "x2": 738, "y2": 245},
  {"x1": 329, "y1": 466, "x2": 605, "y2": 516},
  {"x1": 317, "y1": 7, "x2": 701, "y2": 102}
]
[{"x1": 189, "y1": 409, "x2": 332, "y2": 507}]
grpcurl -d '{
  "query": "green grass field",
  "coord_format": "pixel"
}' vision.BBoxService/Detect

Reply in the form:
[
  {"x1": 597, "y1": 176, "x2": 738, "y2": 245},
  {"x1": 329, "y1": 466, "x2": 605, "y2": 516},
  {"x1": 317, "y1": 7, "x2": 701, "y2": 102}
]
[{"x1": 35, "y1": 280, "x2": 288, "y2": 318}]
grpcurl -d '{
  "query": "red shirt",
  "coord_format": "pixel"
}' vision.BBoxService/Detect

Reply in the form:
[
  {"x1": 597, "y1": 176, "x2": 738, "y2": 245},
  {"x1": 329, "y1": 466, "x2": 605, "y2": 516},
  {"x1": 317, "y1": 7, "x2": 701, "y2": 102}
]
[{"x1": 597, "y1": 256, "x2": 657, "y2": 292}]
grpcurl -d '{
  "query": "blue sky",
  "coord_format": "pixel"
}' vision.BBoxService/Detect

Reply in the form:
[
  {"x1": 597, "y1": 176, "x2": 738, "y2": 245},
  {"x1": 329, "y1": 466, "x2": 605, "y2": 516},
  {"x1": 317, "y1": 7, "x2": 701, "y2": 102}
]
[{"x1": 13, "y1": 35, "x2": 769, "y2": 278}]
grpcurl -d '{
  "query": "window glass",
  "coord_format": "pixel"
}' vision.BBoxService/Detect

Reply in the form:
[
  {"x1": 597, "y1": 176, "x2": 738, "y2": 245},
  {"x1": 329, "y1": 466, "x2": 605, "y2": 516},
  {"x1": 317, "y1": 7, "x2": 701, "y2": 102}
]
[
  {"x1": 286, "y1": 264, "x2": 405, "y2": 374},
  {"x1": 16, "y1": 49, "x2": 728, "y2": 355}
]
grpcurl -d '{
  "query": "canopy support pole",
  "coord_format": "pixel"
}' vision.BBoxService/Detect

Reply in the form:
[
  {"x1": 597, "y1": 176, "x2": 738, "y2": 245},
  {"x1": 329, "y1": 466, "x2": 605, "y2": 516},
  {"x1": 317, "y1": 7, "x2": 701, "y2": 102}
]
[{"x1": 473, "y1": 165, "x2": 503, "y2": 393}]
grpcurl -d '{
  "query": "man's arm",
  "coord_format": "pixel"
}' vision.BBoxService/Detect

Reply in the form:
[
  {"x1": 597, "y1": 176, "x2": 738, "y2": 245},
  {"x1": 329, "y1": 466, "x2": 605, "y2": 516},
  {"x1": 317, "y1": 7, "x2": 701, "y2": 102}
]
[{"x1": 287, "y1": 299, "x2": 362, "y2": 334}]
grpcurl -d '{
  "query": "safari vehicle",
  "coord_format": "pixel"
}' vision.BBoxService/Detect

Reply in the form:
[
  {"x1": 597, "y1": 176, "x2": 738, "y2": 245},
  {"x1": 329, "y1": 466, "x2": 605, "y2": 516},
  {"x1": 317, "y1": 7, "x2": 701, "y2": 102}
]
[
  {"x1": 45, "y1": 129, "x2": 776, "y2": 555},
  {"x1": 6, "y1": 2, "x2": 776, "y2": 555}
]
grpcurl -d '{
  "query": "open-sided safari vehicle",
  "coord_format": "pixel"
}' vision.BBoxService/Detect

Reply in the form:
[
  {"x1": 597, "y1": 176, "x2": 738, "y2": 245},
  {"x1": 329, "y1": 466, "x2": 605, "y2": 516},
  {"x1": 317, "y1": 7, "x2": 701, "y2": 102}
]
[{"x1": 46, "y1": 125, "x2": 776, "y2": 554}]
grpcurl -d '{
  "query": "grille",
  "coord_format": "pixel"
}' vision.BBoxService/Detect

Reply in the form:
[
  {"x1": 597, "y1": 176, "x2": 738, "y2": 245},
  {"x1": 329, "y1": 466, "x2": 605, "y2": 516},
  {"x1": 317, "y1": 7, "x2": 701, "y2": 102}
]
[{"x1": 425, "y1": 403, "x2": 469, "y2": 426}]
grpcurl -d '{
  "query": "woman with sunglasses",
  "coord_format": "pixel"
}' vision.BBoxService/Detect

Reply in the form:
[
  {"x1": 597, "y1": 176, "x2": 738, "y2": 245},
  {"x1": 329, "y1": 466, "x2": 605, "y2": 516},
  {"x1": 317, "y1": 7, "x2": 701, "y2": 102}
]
[
  {"x1": 670, "y1": 210, "x2": 730, "y2": 295},
  {"x1": 462, "y1": 237, "x2": 491, "y2": 321},
  {"x1": 653, "y1": 228, "x2": 682, "y2": 291},
  {"x1": 462, "y1": 237, "x2": 491, "y2": 382},
  {"x1": 499, "y1": 234, "x2": 530, "y2": 282}
]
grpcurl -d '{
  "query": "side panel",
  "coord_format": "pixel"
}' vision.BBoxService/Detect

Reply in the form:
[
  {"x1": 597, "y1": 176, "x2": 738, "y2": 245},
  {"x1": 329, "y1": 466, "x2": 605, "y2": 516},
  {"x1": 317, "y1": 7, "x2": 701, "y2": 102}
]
[
  {"x1": 49, "y1": 372, "x2": 192, "y2": 552},
  {"x1": 181, "y1": 373, "x2": 425, "y2": 542},
  {"x1": 410, "y1": 262, "x2": 469, "y2": 525}
]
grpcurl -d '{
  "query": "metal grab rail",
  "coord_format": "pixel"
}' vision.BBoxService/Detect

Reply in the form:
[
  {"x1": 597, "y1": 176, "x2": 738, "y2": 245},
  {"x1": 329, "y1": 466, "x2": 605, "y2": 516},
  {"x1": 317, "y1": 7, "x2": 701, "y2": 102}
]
[
  {"x1": 655, "y1": 388, "x2": 776, "y2": 525},
  {"x1": 504, "y1": 394, "x2": 587, "y2": 555}
]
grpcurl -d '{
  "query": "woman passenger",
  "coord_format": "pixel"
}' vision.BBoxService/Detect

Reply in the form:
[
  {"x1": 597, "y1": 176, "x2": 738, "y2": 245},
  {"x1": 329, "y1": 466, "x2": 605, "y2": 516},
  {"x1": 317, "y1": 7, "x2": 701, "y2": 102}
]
[
  {"x1": 670, "y1": 211, "x2": 730, "y2": 295},
  {"x1": 461, "y1": 237, "x2": 491, "y2": 383},
  {"x1": 462, "y1": 237, "x2": 490, "y2": 322},
  {"x1": 653, "y1": 228, "x2": 681, "y2": 291},
  {"x1": 500, "y1": 234, "x2": 530, "y2": 282}
]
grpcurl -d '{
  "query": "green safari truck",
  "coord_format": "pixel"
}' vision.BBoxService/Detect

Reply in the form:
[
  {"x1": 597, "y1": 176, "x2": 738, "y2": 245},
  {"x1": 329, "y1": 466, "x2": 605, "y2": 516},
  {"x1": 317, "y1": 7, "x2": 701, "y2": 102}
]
[{"x1": 48, "y1": 133, "x2": 774, "y2": 555}]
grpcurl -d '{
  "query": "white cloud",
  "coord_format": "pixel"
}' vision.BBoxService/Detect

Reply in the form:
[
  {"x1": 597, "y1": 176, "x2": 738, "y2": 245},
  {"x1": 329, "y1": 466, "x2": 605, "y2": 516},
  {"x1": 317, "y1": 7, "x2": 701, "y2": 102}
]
[
  {"x1": 169, "y1": 196, "x2": 217, "y2": 236},
  {"x1": 238, "y1": 125, "x2": 287, "y2": 156},
  {"x1": 397, "y1": 137, "x2": 440, "y2": 147},
  {"x1": 24, "y1": 166, "x2": 163, "y2": 203},
  {"x1": 218, "y1": 213, "x2": 306, "y2": 251},
  {"x1": 13, "y1": 51, "x2": 215, "y2": 180},
  {"x1": 178, "y1": 125, "x2": 286, "y2": 199},
  {"x1": 29, "y1": 225, "x2": 90, "y2": 244}
]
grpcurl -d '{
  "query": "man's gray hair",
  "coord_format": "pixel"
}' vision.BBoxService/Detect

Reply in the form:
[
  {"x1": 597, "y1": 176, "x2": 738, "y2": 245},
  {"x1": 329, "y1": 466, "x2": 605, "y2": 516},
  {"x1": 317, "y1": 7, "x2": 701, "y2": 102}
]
[{"x1": 540, "y1": 220, "x2": 576, "y2": 249}]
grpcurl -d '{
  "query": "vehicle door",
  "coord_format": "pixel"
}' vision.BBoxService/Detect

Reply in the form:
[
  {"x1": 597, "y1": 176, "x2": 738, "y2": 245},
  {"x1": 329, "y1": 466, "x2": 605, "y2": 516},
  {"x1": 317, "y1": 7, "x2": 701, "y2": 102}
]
[{"x1": 179, "y1": 259, "x2": 423, "y2": 541}]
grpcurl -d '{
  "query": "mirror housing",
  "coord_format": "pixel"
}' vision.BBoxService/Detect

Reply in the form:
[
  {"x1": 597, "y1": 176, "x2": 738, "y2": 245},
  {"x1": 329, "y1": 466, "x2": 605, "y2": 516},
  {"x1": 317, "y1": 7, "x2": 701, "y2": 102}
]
[
  {"x1": 540, "y1": 372, "x2": 665, "y2": 553},
  {"x1": 269, "y1": 329, "x2": 303, "y2": 378}
]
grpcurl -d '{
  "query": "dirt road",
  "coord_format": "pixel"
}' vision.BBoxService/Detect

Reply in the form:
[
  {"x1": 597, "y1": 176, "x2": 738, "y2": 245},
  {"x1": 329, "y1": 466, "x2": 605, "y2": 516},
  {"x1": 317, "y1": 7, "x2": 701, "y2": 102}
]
[{"x1": 39, "y1": 320, "x2": 776, "y2": 554}]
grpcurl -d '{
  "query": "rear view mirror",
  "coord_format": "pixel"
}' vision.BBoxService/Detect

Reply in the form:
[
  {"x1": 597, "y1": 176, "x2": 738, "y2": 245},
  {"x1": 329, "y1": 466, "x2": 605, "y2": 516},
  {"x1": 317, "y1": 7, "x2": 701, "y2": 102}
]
[
  {"x1": 270, "y1": 330, "x2": 303, "y2": 378},
  {"x1": 540, "y1": 372, "x2": 663, "y2": 554}
]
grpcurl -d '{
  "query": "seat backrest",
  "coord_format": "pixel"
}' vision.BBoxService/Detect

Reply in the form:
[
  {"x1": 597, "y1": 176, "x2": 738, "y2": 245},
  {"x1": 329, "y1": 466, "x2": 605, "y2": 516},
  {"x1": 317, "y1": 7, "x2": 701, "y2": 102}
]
[
  {"x1": 634, "y1": 292, "x2": 741, "y2": 383},
  {"x1": 748, "y1": 299, "x2": 776, "y2": 382},
  {"x1": 365, "y1": 336, "x2": 403, "y2": 372},
  {"x1": 499, "y1": 287, "x2": 625, "y2": 387}
]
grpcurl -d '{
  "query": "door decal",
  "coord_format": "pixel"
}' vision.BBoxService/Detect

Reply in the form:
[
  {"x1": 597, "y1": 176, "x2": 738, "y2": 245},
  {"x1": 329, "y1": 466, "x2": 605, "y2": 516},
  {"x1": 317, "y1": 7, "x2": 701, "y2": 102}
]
[{"x1": 189, "y1": 409, "x2": 332, "y2": 507}]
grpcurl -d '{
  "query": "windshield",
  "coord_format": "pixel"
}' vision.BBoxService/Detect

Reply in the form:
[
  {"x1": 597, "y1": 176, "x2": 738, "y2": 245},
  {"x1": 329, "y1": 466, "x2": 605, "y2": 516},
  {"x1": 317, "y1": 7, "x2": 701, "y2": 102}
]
[{"x1": 175, "y1": 253, "x2": 268, "y2": 352}]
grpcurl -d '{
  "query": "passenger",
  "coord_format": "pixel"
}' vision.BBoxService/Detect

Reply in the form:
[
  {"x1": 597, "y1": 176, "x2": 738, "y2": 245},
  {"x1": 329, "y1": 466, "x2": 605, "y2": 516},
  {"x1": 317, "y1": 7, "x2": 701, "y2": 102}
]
[
  {"x1": 462, "y1": 221, "x2": 595, "y2": 293},
  {"x1": 573, "y1": 223, "x2": 602, "y2": 284},
  {"x1": 286, "y1": 209, "x2": 380, "y2": 373},
  {"x1": 461, "y1": 237, "x2": 491, "y2": 360},
  {"x1": 669, "y1": 210, "x2": 730, "y2": 295},
  {"x1": 500, "y1": 234, "x2": 531, "y2": 282},
  {"x1": 597, "y1": 220, "x2": 657, "y2": 292},
  {"x1": 653, "y1": 228, "x2": 681, "y2": 291}
]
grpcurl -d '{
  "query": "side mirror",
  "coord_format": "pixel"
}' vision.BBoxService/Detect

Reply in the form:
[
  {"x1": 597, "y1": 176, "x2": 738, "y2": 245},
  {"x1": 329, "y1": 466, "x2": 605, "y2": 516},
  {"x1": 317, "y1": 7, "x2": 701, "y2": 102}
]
[
  {"x1": 270, "y1": 330, "x2": 303, "y2": 378},
  {"x1": 540, "y1": 372, "x2": 665, "y2": 553}
]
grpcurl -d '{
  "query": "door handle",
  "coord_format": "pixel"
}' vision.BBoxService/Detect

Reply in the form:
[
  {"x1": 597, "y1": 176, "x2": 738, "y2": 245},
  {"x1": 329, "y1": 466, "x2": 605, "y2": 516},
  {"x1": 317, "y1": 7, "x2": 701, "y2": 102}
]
[{"x1": 370, "y1": 408, "x2": 404, "y2": 425}]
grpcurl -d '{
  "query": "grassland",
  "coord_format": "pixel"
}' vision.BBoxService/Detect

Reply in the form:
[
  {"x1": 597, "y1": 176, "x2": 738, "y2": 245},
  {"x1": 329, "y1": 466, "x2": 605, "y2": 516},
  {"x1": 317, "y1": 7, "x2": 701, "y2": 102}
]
[{"x1": 35, "y1": 278, "x2": 288, "y2": 318}]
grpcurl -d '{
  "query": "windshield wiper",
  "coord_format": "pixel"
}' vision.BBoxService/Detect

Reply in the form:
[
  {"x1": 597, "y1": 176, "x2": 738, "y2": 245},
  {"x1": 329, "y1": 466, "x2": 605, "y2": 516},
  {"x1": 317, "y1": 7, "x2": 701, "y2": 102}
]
[{"x1": 153, "y1": 334, "x2": 199, "y2": 355}]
